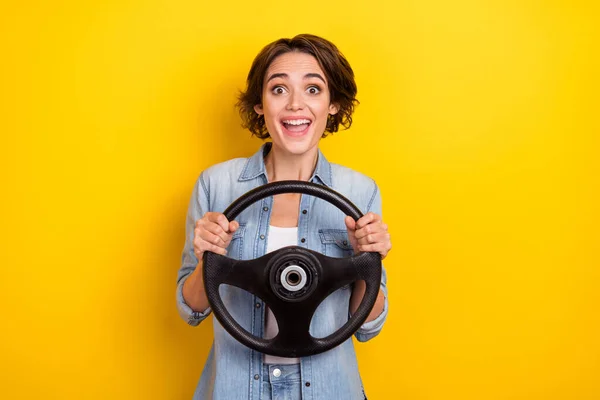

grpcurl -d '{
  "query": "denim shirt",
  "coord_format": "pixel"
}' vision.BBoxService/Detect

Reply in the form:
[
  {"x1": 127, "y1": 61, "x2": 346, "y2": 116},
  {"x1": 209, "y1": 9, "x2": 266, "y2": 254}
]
[{"x1": 176, "y1": 143, "x2": 389, "y2": 400}]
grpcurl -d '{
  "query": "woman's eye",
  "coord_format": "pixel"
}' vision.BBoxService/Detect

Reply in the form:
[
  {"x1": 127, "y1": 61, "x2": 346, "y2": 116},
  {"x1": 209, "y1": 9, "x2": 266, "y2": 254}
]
[
  {"x1": 307, "y1": 86, "x2": 321, "y2": 94},
  {"x1": 272, "y1": 86, "x2": 286, "y2": 95}
]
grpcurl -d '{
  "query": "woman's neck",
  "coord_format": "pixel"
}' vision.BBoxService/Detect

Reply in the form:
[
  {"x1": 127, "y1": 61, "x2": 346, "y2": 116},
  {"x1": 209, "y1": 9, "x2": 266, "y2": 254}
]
[{"x1": 264, "y1": 143, "x2": 319, "y2": 183}]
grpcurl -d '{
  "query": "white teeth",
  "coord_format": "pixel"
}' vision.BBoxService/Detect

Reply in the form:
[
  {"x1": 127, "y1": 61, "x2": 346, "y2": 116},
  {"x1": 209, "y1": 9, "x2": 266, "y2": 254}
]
[{"x1": 282, "y1": 119, "x2": 311, "y2": 125}]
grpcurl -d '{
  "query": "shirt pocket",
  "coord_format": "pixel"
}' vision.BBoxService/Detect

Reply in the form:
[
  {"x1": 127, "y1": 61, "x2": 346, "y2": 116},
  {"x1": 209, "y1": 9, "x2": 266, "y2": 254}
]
[
  {"x1": 227, "y1": 223, "x2": 246, "y2": 260},
  {"x1": 318, "y1": 229, "x2": 355, "y2": 292},
  {"x1": 318, "y1": 228, "x2": 354, "y2": 257}
]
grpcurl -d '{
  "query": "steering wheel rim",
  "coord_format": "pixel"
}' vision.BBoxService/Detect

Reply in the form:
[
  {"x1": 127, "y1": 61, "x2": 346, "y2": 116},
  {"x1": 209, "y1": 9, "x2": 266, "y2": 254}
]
[{"x1": 203, "y1": 180, "x2": 382, "y2": 357}]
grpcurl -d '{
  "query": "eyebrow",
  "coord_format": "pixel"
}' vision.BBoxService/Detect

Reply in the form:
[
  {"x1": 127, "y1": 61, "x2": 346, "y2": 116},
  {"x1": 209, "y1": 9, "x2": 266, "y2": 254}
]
[{"x1": 266, "y1": 72, "x2": 326, "y2": 84}]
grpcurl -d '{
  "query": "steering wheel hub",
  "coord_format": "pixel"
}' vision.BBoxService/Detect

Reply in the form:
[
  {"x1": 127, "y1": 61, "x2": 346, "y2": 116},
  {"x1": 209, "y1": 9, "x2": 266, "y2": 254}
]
[
  {"x1": 281, "y1": 266, "x2": 306, "y2": 291},
  {"x1": 268, "y1": 248, "x2": 319, "y2": 302}
]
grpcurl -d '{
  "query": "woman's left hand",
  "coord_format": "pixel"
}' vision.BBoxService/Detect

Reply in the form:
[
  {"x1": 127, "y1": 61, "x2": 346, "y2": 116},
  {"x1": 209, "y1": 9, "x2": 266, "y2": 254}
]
[{"x1": 344, "y1": 213, "x2": 392, "y2": 260}]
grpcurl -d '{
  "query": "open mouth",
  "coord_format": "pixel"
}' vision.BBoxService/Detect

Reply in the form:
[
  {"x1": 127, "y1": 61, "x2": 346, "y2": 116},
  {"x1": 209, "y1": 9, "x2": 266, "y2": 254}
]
[{"x1": 281, "y1": 118, "x2": 312, "y2": 136}]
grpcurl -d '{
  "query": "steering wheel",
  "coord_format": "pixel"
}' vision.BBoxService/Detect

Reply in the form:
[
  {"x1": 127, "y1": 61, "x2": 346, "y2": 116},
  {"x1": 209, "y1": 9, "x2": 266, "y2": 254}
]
[{"x1": 203, "y1": 180, "x2": 382, "y2": 357}]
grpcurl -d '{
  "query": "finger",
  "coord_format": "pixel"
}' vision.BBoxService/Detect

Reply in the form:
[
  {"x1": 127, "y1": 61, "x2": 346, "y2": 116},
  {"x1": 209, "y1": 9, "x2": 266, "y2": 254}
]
[
  {"x1": 357, "y1": 242, "x2": 390, "y2": 257},
  {"x1": 193, "y1": 236, "x2": 211, "y2": 253},
  {"x1": 204, "y1": 243, "x2": 227, "y2": 256},
  {"x1": 222, "y1": 221, "x2": 240, "y2": 248},
  {"x1": 201, "y1": 223, "x2": 229, "y2": 244},
  {"x1": 355, "y1": 212, "x2": 381, "y2": 230},
  {"x1": 344, "y1": 216, "x2": 356, "y2": 232},
  {"x1": 229, "y1": 220, "x2": 240, "y2": 233},
  {"x1": 354, "y1": 220, "x2": 387, "y2": 240},
  {"x1": 199, "y1": 229, "x2": 228, "y2": 247},
  {"x1": 357, "y1": 232, "x2": 390, "y2": 246},
  {"x1": 207, "y1": 212, "x2": 230, "y2": 232},
  {"x1": 194, "y1": 237, "x2": 227, "y2": 256},
  {"x1": 195, "y1": 223, "x2": 227, "y2": 244}
]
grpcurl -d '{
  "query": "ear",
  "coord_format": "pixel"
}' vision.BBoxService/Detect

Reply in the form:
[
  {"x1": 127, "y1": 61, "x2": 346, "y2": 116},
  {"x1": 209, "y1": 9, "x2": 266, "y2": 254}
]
[
  {"x1": 254, "y1": 104, "x2": 264, "y2": 115},
  {"x1": 329, "y1": 103, "x2": 339, "y2": 115}
]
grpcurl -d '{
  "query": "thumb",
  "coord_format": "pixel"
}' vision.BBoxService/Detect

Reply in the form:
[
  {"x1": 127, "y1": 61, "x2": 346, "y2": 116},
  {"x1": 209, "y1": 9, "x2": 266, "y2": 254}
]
[
  {"x1": 229, "y1": 220, "x2": 239, "y2": 233},
  {"x1": 344, "y1": 216, "x2": 356, "y2": 232}
]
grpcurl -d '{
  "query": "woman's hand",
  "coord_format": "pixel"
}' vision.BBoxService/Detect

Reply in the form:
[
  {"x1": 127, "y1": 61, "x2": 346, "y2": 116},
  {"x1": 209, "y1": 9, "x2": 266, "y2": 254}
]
[
  {"x1": 194, "y1": 212, "x2": 239, "y2": 259},
  {"x1": 344, "y1": 213, "x2": 392, "y2": 260},
  {"x1": 184, "y1": 212, "x2": 238, "y2": 313}
]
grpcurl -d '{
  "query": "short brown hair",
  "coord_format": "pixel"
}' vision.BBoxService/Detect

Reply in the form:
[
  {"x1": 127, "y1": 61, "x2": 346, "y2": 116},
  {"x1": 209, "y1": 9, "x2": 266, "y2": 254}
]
[{"x1": 236, "y1": 34, "x2": 359, "y2": 139}]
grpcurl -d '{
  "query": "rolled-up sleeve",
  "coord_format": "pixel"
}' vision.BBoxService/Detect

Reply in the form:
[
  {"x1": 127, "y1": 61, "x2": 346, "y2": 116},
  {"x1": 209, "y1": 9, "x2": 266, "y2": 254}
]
[
  {"x1": 354, "y1": 181, "x2": 389, "y2": 342},
  {"x1": 175, "y1": 172, "x2": 212, "y2": 326}
]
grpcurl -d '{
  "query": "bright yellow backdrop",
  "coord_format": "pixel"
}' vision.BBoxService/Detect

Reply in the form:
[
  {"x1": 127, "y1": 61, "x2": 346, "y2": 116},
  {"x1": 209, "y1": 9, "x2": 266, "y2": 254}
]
[{"x1": 1, "y1": 1, "x2": 598, "y2": 399}]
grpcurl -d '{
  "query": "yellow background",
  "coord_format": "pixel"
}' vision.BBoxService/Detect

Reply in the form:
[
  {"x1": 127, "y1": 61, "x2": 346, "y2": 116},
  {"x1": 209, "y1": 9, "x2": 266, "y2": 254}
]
[{"x1": 1, "y1": 1, "x2": 598, "y2": 399}]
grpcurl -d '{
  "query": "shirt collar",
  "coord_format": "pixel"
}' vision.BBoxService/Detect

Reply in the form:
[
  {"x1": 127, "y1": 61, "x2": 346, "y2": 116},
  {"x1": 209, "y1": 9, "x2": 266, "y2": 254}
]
[{"x1": 239, "y1": 142, "x2": 332, "y2": 187}]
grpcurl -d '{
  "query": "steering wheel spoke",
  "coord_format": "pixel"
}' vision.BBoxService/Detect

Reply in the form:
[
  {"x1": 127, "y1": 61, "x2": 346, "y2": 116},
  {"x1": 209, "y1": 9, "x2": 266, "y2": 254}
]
[
  {"x1": 268, "y1": 300, "x2": 318, "y2": 354},
  {"x1": 207, "y1": 253, "x2": 275, "y2": 300},
  {"x1": 313, "y1": 252, "x2": 360, "y2": 293}
]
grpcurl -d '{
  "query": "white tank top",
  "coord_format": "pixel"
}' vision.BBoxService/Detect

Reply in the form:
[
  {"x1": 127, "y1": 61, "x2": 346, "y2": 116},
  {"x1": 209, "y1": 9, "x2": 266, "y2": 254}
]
[{"x1": 263, "y1": 225, "x2": 301, "y2": 364}]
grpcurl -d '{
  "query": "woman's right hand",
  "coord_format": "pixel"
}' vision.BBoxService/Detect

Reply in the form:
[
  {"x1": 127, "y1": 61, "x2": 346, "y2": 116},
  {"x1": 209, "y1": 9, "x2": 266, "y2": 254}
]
[{"x1": 193, "y1": 212, "x2": 240, "y2": 260}]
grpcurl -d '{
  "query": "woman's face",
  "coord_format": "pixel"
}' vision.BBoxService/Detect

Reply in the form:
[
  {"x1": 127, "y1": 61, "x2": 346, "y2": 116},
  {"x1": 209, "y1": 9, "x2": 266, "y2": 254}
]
[{"x1": 254, "y1": 51, "x2": 338, "y2": 157}]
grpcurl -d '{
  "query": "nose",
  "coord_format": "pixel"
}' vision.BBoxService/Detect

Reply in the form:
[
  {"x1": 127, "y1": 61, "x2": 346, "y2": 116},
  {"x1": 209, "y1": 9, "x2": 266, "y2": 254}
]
[{"x1": 286, "y1": 89, "x2": 304, "y2": 111}]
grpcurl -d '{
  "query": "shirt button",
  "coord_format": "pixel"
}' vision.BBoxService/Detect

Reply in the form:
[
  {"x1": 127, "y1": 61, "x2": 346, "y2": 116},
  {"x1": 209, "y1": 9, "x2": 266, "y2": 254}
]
[
  {"x1": 255, "y1": 302, "x2": 261, "y2": 308},
  {"x1": 254, "y1": 374, "x2": 259, "y2": 380},
  {"x1": 302, "y1": 209, "x2": 307, "y2": 214},
  {"x1": 273, "y1": 368, "x2": 281, "y2": 377},
  {"x1": 260, "y1": 234, "x2": 265, "y2": 240},
  {"x1": 300, "y1": 238, "x2": 306, "y2": 243},
  {"x1": 263, "y1": 206, "x2": 269, "y2": 211},
  {"x1": 305, "y1": 381, "x2": 311, "y2": 387}
]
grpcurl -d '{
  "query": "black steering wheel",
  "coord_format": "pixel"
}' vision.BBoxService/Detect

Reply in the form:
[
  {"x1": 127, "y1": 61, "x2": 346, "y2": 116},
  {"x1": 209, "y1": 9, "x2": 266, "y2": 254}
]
[{"x1": 203, "y1": 180, "x2": 382, "y2": 357}]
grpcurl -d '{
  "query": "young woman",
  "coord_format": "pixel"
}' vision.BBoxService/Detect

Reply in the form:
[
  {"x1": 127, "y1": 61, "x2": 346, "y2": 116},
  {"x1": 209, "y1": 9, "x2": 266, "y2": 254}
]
[{"x1": 176, "y1": 34, "x2": 391, "y2": 400}]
